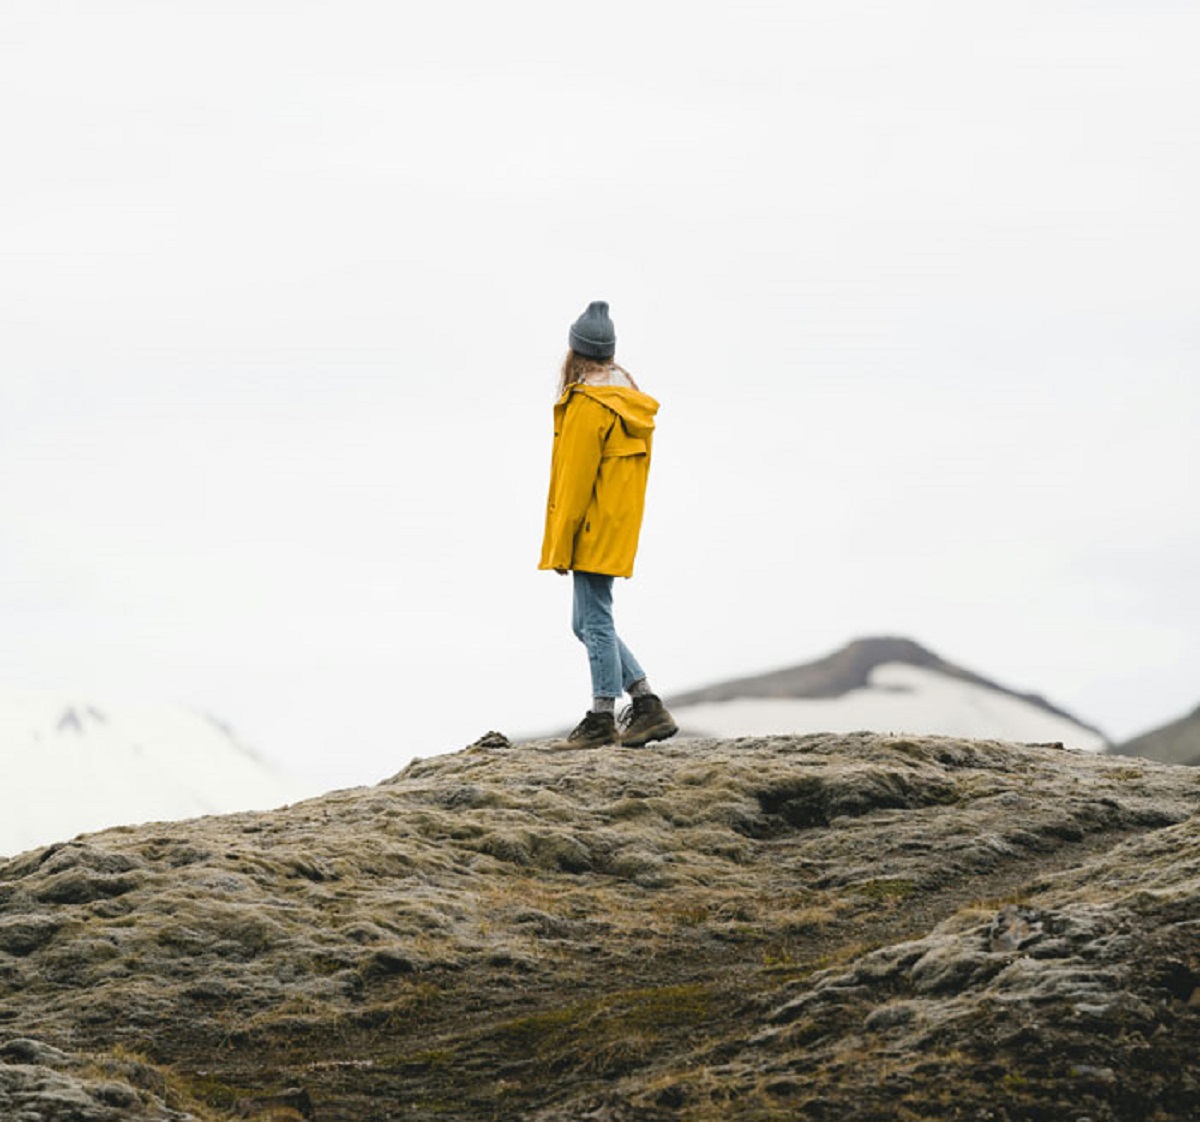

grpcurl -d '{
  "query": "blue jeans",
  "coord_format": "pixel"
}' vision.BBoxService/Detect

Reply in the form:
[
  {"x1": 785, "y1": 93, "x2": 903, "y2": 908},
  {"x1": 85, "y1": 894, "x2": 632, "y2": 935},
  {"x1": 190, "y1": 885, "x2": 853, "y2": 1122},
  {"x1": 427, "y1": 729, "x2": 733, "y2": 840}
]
[{"x1": 571, "y1": 571, "x2": 646, "y2": 699}]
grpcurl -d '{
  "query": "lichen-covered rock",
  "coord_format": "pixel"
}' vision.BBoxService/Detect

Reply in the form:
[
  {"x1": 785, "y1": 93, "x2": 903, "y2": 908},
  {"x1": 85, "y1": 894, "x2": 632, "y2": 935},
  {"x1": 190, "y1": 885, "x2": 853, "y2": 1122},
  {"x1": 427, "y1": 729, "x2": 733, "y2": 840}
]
[
  {"x1": 0, "y1": 914, "x2": 64, "y2": 955},
  {"x1": 0, "y1": 1040, "x2": 196, "y2": 1121}
]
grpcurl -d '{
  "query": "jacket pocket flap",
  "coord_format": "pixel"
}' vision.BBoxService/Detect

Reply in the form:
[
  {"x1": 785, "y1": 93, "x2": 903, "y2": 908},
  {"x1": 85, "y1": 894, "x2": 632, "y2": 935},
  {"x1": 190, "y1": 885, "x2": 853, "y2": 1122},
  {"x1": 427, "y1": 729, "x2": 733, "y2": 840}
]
[{"x1": 602, "y1": 428, "x2": 647, "y2": 458}]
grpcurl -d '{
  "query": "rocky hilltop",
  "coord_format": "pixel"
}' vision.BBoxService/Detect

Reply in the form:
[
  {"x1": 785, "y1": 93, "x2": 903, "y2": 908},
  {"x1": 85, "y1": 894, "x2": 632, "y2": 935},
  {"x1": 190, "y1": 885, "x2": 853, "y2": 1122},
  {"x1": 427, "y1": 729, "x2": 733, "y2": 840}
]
[{"x1": 3, "y1": 731, "x2": 1200, "y2": 1121}]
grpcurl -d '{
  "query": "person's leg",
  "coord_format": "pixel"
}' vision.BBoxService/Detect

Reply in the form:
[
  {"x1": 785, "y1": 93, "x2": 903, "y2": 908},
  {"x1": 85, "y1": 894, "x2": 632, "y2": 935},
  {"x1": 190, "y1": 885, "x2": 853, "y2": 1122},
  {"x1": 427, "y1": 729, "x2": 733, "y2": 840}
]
[
  {"x1": 575, "y1": 574, "x2": 653, "y2": 698},
  {"x1": 603, "y1": 596, "x2": 677, "y2": 748},
  {"x1": 566, "y1": 571, "x2": 676, "y2": 749},
  {"x1": 571, "y1": 570, "x2": 622, "y2": 709},
  {"x1": 616, "y1": 637, "x2": 647, "y2": 696},
  {"x1": 557, "y1": 571, "x2": 621, "y2": 748}
]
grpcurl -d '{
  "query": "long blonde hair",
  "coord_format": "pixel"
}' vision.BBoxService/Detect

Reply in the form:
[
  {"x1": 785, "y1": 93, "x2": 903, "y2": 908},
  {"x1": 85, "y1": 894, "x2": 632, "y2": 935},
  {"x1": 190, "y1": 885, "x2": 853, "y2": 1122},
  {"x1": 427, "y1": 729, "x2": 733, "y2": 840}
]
[{"x1": 557, "y1": 350, "x2": 640, "y2": 396}]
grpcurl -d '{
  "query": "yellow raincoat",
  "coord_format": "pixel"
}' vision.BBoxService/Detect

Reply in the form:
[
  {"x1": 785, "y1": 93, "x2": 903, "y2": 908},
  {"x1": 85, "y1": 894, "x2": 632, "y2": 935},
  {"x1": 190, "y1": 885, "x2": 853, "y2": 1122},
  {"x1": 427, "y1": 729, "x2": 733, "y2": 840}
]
[{"x1": 539, "y1": 383, "x2": 659, "y2": 578}]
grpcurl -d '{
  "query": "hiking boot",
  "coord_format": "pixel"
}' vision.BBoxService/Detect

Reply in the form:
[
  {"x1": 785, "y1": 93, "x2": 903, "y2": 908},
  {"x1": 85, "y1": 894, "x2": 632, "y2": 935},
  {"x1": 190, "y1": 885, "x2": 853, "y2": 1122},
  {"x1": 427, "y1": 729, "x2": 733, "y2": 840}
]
[
  {"x1": 556, "y1": 709, "x2": 618, "y2": 750},
  {"x1": 619, "y1": 694, "x2": 679, "y2": 748}
]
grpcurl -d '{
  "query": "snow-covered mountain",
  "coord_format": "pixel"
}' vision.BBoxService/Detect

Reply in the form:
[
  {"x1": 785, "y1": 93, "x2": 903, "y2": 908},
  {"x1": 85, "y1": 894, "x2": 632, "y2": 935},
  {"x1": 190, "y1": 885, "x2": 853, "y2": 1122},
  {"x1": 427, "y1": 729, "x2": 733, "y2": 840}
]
[
  {"x1": 668, "y1": 637, "x2": 1108, "y2": 751},
  {"x1": 0, "y1": 690, "x2": 316, "y2": 857}
]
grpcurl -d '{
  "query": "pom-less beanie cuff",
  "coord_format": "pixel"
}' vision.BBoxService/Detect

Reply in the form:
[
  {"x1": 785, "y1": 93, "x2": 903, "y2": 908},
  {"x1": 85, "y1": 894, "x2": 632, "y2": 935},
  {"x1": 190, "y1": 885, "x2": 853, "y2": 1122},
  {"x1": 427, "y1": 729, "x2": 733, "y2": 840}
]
[{"x1": 569, "y1": 300, "x2": 616, "y2": 359}]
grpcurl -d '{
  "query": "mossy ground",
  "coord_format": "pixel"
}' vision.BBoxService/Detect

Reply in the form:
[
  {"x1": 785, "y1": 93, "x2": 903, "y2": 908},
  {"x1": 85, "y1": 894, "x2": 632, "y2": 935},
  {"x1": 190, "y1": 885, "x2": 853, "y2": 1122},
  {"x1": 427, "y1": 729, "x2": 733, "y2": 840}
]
[{"x1": 4, "y1": 733, "x2": 1200, "y2": 1120}]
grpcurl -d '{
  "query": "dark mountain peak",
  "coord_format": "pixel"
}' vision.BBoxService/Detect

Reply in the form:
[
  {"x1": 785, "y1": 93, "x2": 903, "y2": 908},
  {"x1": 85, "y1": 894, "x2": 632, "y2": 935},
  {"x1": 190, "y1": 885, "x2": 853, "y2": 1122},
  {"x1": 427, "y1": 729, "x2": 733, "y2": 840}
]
[
  {"x1": 807, "y1": 635, "x2": 949, "y2": 682},
  {"x1": 670, "y1": 635, "x2": 977, "y2": 706},
  {"x1": 1111, "y1": 702, "x2": 1200, "y2": 766}
]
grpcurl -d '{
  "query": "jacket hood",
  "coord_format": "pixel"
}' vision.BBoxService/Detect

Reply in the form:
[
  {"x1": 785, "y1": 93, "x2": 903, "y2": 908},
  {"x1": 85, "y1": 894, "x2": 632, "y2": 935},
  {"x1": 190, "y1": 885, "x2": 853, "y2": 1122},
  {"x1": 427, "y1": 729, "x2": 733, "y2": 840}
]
[{"x1": 560, "y1": 384, "x2": 659, "y2": 438}]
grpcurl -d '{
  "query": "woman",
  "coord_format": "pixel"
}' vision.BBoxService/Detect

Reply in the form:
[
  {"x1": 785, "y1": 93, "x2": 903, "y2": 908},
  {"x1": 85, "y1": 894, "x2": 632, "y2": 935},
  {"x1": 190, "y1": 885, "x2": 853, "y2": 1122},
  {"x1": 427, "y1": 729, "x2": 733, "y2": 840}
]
[{"x1": 539, "y1": 300, "x2": 678, "y2": 749}]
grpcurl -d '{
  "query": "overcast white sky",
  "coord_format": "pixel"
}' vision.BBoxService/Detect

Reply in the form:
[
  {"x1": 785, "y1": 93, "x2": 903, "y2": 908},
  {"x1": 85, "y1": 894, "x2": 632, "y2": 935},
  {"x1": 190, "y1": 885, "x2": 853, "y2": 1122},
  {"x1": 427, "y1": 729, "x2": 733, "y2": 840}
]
[{"x1": 3, "y1": 1, "x2": 1197, "y2": 790}]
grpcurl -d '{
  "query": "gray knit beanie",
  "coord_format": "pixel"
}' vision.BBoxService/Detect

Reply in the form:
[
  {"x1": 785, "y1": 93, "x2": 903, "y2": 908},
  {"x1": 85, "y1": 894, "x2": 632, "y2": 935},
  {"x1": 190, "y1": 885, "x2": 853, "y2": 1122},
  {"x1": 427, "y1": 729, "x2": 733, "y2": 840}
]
[{"x1": 568, "y1": 300, "x2": 616, "y2": 360}]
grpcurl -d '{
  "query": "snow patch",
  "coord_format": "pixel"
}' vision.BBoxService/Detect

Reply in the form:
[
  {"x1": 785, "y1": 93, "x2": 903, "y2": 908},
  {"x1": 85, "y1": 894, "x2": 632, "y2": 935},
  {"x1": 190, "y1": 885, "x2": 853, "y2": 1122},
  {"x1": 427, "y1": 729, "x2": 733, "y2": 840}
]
[
  {"x1": 673, "y1": 663, "x2": 1106, "y2": 752},
  {"x1": 0, "y1": 690, "x2": 317, "y2": 858}
]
